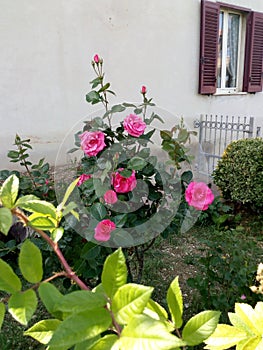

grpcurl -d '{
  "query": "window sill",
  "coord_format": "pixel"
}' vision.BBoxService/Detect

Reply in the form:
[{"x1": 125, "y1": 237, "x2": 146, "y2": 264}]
[{"x1": 214, "y1": 91, "x2": 248, "y2": 96}]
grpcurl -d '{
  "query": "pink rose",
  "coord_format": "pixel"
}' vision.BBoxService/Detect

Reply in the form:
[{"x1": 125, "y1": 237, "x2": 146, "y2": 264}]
[
  {"x1": 94, "y1": 219, "x2": 116, "y2": 242},
  {"x1": 77, "y1": 174, "x2": 92, "y2": 186},
  {"x1": 185, "y1": 182, "x2": 214, "y2": 211},
  {"x1": 104, "y1": 190, "x2": 118, "y2": 204},
  {"x1": 112, "y1": 169, "x2": 137, "y2": 193},
  {"x1": 123, "y1": 114, "x2": 146, "y2": 137},
  {"x1": 79, "y1": 131, "x2": 106, "y2": 157},
  {"x1": 93, "y1": 54, "x2": 99, "y2": 63},
  {"x1": 141, "y1": 85, "x2": 147, "y2": 94}
]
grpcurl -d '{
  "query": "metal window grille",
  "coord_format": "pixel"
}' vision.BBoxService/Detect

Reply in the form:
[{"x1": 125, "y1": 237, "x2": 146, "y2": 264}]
[{"x1": 194, "y1": 114, "x2": 261, "y2": 177}]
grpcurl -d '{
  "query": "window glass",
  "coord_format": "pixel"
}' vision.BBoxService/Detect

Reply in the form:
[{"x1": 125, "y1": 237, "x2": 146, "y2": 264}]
[
  {"x1": 217, "y1": 12, "x2": 224, "y2": 88},
  {"x1": 226, "y1": 13, "x2": 240, "y2": 87},
  {"x1": 216, "y1": 10, "x2": 241, "y2": 91}
]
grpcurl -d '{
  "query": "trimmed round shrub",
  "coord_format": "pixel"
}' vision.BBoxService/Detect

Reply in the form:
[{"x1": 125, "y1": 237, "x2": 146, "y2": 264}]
[{"x1": 212, "y1": 138, "x2": 263, "y2": 207}]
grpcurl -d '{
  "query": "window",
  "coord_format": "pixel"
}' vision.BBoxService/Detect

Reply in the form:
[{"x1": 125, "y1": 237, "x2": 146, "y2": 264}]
[{"x1": 199, "y1": 0, "x2": 263, "y2": 95}]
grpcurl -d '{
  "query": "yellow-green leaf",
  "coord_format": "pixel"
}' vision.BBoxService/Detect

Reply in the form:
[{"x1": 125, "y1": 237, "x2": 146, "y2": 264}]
[
  {"x1": 28, "y1": 214, "x2": 57, "y2": 231},
  {"x1": 182, "y1": 310, "x2": 221, "y2": 346},
  {"x1": 112, "y1": 284, "x2": 153, "y2": 325},
  {"x1": 16, "y1": 197, "x2": 57, "y2": 219},
  {"x1": 101, "y1": 248, "x2": 127, "y2": 299},
  {"x1": 0, "y1": 207, "x2": 12, "y2": 235},
  {"x1": 117, "y1": 314, "x2": 186, "y2": 349},
  {"x1": 0, "y1": 174, "x2": 19, "y2": 208},
  {"x1": 49, "y1": 308, "x2": 111, "y2": 348},
  {"x1": 167, "y1": 276, "x2": 183, "y2": 328},
  {"x1": 0, "y1": 258, "x2": 21, "y2": 293},
  {"x1": 204, "y1": 324, "x2": 247, "y2": 349},
  {"x1": 8, "y1": 289, "x2": 37, "y2": 325},
  {"x1": 38, "y1": 283, "x2": 64, "y2": 320},
  {"x1": 0, "y1": 302, "x2": 5, "y2": 330},
  {"x1": 24, "y1": 319, "x2": 62, "y2": 344},
  {"x1": 235, "y1": 303, "x2": 260, "y2": 335},
  {"x1": 19, "y1": 239, "x2": 43, "y2": 283}
]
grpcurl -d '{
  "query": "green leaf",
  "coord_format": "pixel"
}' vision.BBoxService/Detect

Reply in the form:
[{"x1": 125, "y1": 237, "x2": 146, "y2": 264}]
[
  {"x1": 122, "y1": 102, "x2": 137, "y2": 107},
  {"x1": 0, "y1": 174, "x2": 19, "y2": 208},
  {"x1": 59, "y1": 178, "x2": 79, "y2": 209},
  {"x1": 101, "y1": 248, "x2": 127, "y2": 298},
  {"x1": 8, "y1": 289, "x2": 37, "y2": 325},
  {"x1": 119, "y1": 169, "x2": 132, "y2": 178},
  {"x1": 83, "y1": 334, "x2": 118, "y2": 350},
  {"x1": 204, "y1": 324, "x2": 247, "y2": 349},
  {"x1": 62, "y1": 202, "x2": 78, "y2": 217},
  {"x1": 117, "y1": 314, "x2": 186, "y2": 349},
  {"x1": 182, "y1": 310, "x2": 221, "y2": 346},
  {"x1": 228, "y1": 312, "x2": 254, "y2": 335},
  {"x1": 177, "y1": 129, "x2": 189, "y2": 143},
  {"x1": 112, "y1": 283, "x2": 153, "y2": 325},
  {"x1": 234, "y1": 303, "x2": 261, "y2": 335},
  {"x1": 24, "y1": 319, "x2": 62, "y2": 344},
  {"x1": 16, "y1": 197, "x2": 57, "y2": 219},
  {"x1": 137, "y1": 147, "x2": 151, "y2": 159},
  {"x1": 111, "y1": 104, "x2": 126, "y2": 113},
  {"x1": 160, "y1": 130, "x2": 172, "y2": 141},
  {"x1": 145, "y1": 299, "x2": 168, "y2": 320},
  {"x1": 128, "y1": 157, "x2": 148, "y2": 171},
  {"x1": 54, "y1": 290, "x2": 107, "y2": 315},
  {"x1": 38, "y1": 283, "x2": 64, "y2": 320},
  {"x1": 239, "y1": 337, "x2": 263, "y2": 350},
  {"x1": 51, "y1": 228, "x2": 64, "y2": 243},
  {"x1": 90, "y1": 77, "x2": 102, "y2": 89},
  {"x1": 167, "y1": 276, "x2": 183, "y2": 328},
  {"x1": 90, "y1": 203, "x2": 107, "y2": 221},
  {"x1": 86, "y1": 91, "x2": 101, "y2": 104},
  {"x1": 49, "y1": 308, "x2": 112, "y2": 348},
  {"x1": 28, "y1": 215, "x2": 57, "y2": 230},
  {"x1": 7, "y1": 150, "x2": 20, "y2": 159},
  {"x1": 0, "y1": 207, "x2": 12, "y2": 235},
  {"x1": 19, "y1": 239, "x2": 43, "y2": 283},
  {"x1": 254, "y1": 302, "x2": 263, "y2": 334},
  {"x1": 0, "y1": 258, "x2": 21, "y2": 293},
  {"x1": 181, "y1": 170, "x2": 193, "y2": 183},
  {"x1": 74, "y1": 335, "x2": 101, "y2": 350},
  {"x1": 0, "y1": 302, "x2": 5, "y2": 330},
  {"x1": 134, "y1": 107, "x2": 143, "y2": 114},
  {"x1": 98, "y1": 82, "x2": 110, "y2": 93}
]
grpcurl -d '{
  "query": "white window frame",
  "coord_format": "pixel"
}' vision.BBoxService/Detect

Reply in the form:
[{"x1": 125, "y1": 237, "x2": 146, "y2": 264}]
[{"x1": 216, "y1": 8, "x2": 246, "y2": 95}]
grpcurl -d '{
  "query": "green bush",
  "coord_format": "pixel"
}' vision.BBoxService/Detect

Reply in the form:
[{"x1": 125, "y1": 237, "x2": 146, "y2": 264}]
[{"x1": 212, "y1": 138, "x2": 263, "y2": 207}]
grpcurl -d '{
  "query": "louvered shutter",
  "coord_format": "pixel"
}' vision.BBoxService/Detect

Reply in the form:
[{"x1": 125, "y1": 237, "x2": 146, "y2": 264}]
[
  {"x1": 199, "y1": 0, "x2": 220, "y2": 94},
  {"x1": 243, "y1": 12, "x2": 263, "y2": 92}
]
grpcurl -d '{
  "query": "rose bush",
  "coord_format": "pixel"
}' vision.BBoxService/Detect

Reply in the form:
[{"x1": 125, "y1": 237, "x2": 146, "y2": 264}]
[{"x1": 61, "y1": 54, "x2": 212, "y2": 281}]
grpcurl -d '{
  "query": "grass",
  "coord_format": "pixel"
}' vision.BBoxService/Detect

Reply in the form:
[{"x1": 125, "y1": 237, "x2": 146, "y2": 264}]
[{"x1": 0, "y1": 210, "x2": 262, "y2": 349}]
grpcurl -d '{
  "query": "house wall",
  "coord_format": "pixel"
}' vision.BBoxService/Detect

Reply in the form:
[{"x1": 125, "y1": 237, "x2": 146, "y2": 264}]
[{"x1": 1, "y1": 0, "x2": 262, "y2": 169}]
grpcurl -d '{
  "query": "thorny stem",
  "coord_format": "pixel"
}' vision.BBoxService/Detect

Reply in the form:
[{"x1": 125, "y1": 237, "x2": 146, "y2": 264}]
[{"x1": 12, "y1": 208, "x2": 90, "y2": 291}]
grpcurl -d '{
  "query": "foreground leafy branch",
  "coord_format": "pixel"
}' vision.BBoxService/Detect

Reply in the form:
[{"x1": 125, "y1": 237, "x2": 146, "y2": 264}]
[{"x1": 0, "y1": 174, "x2": 222, "y2": 349}]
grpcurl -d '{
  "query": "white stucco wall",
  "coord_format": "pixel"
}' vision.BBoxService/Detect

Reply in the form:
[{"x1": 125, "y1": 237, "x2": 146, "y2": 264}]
[{"x1": 1, "y1": 0, "x2": 263, "y2": 169}]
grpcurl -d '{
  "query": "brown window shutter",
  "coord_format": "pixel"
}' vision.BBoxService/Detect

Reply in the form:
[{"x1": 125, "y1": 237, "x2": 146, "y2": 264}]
[
  {"x1": 199, "y1": 0, "x2": 220, "y2": 94},
  {"x1": 243, "y1": 11, "x2": 263, "y2": 92}
]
